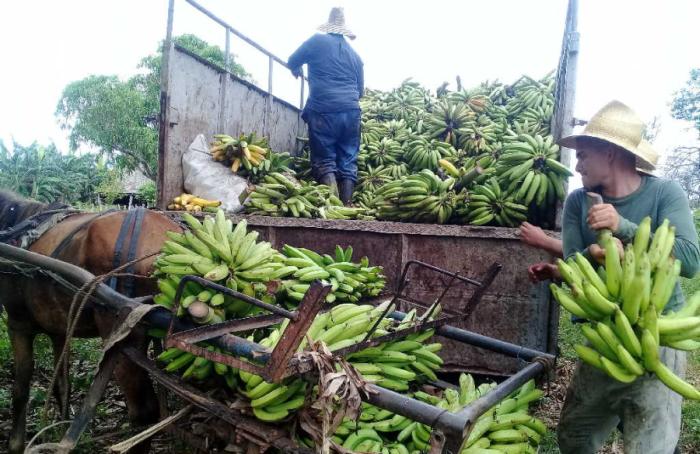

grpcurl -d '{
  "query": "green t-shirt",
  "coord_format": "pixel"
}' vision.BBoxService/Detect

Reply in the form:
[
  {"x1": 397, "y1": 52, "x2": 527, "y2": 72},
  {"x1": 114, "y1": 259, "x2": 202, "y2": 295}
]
[{"x1": 562, "y1": 175, "x2": 700, "y2": 312}]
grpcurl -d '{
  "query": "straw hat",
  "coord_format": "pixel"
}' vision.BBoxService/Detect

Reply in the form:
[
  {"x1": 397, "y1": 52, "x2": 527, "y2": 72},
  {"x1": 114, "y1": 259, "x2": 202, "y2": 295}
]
[
  {"x1": 559, "y1": 100, "x2": 656, "y2": 171},
  {"x1": 318, "y1": 7, "x2": 356, "y2": 40},
  {"x1": 635, "y1": 140, "x2": 658, "y2": 175}
]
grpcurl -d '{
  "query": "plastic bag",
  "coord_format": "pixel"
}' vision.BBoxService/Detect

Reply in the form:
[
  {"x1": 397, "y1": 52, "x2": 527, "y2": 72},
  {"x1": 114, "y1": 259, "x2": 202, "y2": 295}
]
[{"x1": 182, "y1": 134, "x2": 248, "y2": 213}]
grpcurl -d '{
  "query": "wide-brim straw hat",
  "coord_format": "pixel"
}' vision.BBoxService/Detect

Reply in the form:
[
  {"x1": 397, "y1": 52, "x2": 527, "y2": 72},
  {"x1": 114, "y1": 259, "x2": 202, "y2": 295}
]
[
  {"x1": 318, "y1": 7, "x2": 356, "y2": 40},
  {"x1": 559, "y1": 100, "x2": 656, "y2": 171}
]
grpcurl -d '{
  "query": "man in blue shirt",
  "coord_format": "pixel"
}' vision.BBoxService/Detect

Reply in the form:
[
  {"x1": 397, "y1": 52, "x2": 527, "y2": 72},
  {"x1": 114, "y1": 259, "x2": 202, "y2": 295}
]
[{"x1": 288, "y1": 7, "x2": 364, "y2": 204}]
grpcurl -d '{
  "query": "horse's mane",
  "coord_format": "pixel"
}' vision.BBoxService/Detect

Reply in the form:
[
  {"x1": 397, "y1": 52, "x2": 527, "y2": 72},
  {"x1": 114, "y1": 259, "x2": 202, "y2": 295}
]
[{"x1": 0, "y1": 190, "x2": 50, "y2": 230}]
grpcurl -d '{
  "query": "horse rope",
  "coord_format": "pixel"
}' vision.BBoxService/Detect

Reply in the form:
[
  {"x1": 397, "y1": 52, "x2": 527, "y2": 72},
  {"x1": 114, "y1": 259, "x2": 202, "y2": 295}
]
[{"x1": 40, "y1": 251, "x2": 160, "y2": 424}]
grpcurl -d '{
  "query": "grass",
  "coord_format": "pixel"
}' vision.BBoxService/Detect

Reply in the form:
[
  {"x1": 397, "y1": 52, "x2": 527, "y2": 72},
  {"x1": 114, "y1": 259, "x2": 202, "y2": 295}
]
[{"x1": 0, "y1": 314, "x2": 107, "y2": 451}]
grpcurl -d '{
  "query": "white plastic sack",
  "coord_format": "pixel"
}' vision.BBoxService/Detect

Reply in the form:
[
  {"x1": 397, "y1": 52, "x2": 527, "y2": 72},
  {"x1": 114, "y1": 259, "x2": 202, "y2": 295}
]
[{"x1": 182, "y1": 134, "x2": 249, "y2": 213}]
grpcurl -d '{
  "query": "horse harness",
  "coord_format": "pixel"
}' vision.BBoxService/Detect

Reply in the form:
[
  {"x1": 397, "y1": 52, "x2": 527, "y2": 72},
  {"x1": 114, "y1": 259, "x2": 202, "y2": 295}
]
[{"x1": 1, "y1": 207, "x2": 148, "y2": 298}]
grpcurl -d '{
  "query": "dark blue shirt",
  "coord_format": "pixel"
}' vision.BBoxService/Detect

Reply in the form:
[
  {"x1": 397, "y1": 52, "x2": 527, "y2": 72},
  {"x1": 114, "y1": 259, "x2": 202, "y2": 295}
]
[{"x1": 288, "y1": 33, "x2": 364, "y2": 114}]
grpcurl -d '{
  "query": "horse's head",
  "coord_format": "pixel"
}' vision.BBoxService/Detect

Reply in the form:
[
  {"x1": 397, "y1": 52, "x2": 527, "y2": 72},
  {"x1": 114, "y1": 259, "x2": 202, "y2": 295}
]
[{"x1": 0, "y1": 191, "x2": 45, "y2": 231}]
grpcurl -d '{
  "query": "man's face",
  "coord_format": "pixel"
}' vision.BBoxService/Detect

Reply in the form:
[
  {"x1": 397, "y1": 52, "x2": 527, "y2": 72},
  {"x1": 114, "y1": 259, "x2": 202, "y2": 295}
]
[{"x1": 575, "y1": 143, "x2": 610, "y2": 189}]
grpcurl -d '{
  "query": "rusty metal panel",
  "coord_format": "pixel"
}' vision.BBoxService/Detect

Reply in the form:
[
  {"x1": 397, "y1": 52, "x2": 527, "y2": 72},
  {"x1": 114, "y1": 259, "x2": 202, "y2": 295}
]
[
  {"x1": 222, "y1": 75, "x2": 303, "y2": 153},
  {"x1": 232, "y1": 215, "x2": 557, "y2": 375},
  {"x1": 161, "y1": 47, "x2": 224, "y2": 206}
]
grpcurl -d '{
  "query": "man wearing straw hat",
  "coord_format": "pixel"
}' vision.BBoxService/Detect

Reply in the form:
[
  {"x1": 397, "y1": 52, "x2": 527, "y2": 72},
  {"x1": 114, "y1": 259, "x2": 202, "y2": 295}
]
[
  {"x1": 288, "y1": 7, "x2": 364, "y2": 204},
  {"x1": 555, "y1": 101, "x2": 699, "y2": 453}
]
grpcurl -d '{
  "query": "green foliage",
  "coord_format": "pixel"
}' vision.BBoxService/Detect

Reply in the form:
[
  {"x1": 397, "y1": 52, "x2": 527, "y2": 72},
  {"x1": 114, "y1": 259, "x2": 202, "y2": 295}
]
[
  {"x1": 672, "y1": 68, "x2": 700, "y2": 133},
  {"x1": 666, "y1": 70, "x2": 700, "y2": 207},
  {"x1": 55, "y1": 34, "x2": 249, "y2": 182},
  {"x1": 137, "y1": 181, "x2": 157, "y2": 206},
  {"x1": 0, "y1": 140, "x2": 104, "y2": 203},
  {"x1": 95, "y1": 168, "x2": 124, "y2": 205},
  {"x1": 56, "y1": 75, "x2": 159, "y2": 180}
]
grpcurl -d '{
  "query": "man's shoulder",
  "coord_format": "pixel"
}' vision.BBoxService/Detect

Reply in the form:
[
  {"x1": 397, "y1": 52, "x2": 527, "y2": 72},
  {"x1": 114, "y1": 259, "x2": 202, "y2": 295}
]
[
  {"x1": 564, "y1": 188, "x2": 587, "y2": 204},
  {"x1": 642, "y1": 176, "x2": 684, "y2": 196}
]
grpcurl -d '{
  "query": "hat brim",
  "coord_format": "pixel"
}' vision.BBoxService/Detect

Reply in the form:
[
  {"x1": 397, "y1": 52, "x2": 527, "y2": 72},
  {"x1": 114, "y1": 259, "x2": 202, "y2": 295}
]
[
  {"x1": 558, "y1": 132, "x2": 656, "y2": 171},
  {"x1": 318, "y1": 24, "x2": 356, "y2": 39}
]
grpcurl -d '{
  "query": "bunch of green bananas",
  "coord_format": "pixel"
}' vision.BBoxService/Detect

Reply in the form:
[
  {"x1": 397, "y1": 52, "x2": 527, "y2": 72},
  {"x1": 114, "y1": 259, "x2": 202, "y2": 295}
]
[
  {"x1": 357, "y1": 165, "x2": 395, "y2": 194},
  {"x1": 347, "y1": 308, "x2": 444, "y2": 389},
  {"x1": 457, "y1": 118, "x2": 506, "y2": 154},
  {"x1": 291, "y1": 147, "x2": 313, "y2": 181},
  {"x1": 155, "y1": 346, "x2": 239, "y2": 389},
  {"x1": 385, "y1": 88, "x2": 427, "y2": 124},
  {"x1": 383, "y1": 119, "x2": 413, "y2": 144},
  {"x1": 495, "y1": 134, "x2": 570, "y2": 207},
  {"x1": 279, "y1": 71, "x2": 566, "y2": 227},
  {"x1": 239, "y1": 300, "x2": 402, "y2": 424},
  {"x1": 453, "y1": 177, "x2": 528, "y2": 227},
  {"x1": 552, "y1": 217, "x2": 700, "y2": 399},
  {"x1": 322, "y1": 375, "x2": 545, "y2": 454},
  {"x1": 318, "y1": 205, "x2": 374, "y2": 221},
  {"x1": 427, "y1": 100, "x2": 476, "y2": 146},
  {"x1": 457, "y1": 377, "x2": 546, "y2": 454},
  {"x1": 238, "y1": 323, "x2": 310, "y2": 422},
  {"x1": 239, "y1": 151, "x2": 294, "y2": 184},
  {"x1": 243, "y1": 173, "x2": 343, "y2": 218},
  {"x1": 405, "y1": 138, "x2": 456, "y2": 172},
  {"x1": 154, "y1": 211, "x2": 283, "y2": 320},
  {"x1": 504, "y1": 74, "x2": 555, "y2": 117},
  {"x1": 209, "y1": 132, "x2": 270, "y2": 173},
  {"x1": 361, "y1": 120, "x2": 390, "y2": 146},
  {"x1": 279, "y1": 244, "x2": 385, "y2": 304},
  {"x1": 373, "y1": 170, "x2": 466, "y2": 224},
  {"x1": 366, "y1": 138, "x2": 403, "y2": 167},
  {"x1": 448, "y1": 91, "x2": 491, "y2": 114}
]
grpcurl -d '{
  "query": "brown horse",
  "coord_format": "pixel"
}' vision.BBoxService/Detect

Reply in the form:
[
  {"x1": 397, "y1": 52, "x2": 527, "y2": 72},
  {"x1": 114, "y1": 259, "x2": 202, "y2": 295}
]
[{"x1": 0, "y1": 190, "x2": 182, "y2": 454}]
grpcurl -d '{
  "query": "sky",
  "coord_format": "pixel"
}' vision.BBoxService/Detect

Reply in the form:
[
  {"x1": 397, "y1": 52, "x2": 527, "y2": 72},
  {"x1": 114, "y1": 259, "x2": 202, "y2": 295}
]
[{"x1": 1, "y1": 0, "x2": 699, "y2": 191}]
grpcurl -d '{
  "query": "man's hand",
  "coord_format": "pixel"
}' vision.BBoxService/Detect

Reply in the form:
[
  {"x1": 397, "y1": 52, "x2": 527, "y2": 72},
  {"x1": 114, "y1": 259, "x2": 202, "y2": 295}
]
[
  {"x1": 519, "y1": 222, "x2": 547, "y2": 249},
  {"x1": 527, "y1": 262, "x2": 560, "y2": 283},
  {"x1": 588, "y1": 237, "x2": 624, "y2": 265},
  {"x1": 587, "y1": 204, "x2": 620, "y2": 232},
  {"x1": 291, "y1": 67, "x2": 303, "y2": 79}
]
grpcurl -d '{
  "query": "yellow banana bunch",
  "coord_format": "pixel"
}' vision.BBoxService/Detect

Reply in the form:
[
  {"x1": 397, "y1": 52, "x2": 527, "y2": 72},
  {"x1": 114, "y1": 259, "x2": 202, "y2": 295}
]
[
  {"x1": 209, "y1": 132, "x2": 271, "y2": 174},
  {"x1": 168, "y1": 193, "x2": 221, "y2": 212},
  {"x1": 552, "y1": 217, "x2": 700, "y2": 399}
]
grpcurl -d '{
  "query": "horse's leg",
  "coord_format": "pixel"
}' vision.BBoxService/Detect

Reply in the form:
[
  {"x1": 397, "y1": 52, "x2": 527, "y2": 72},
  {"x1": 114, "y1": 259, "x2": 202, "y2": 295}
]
[
  {"x1": 7, "y1": 322, "x2": 35, "y2": 454},
  {"x1": 50, "y1": 334, "x2": 71, "y2": 420},
  {"x1": 95, "y1": 312, "x2": 159, "y2": 454}
]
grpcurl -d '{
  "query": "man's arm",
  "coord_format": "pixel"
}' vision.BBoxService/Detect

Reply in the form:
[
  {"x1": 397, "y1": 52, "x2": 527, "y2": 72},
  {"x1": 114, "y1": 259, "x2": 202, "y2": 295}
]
[
  {"x1": 659, "y1": 181, "x2": 700, "y2": 278},
  {"x1": 356, "y1": 58, "x2": 364, "y2": 97},
  {"x1": 288, "y1": 36, "x2": 314, "y2": 78},
  {"x1": 519, "y1": 222, "x2": 563, "y2": 257},
  {"x1": 561, "y1": 191, "x2": 589, "y2": 260}
]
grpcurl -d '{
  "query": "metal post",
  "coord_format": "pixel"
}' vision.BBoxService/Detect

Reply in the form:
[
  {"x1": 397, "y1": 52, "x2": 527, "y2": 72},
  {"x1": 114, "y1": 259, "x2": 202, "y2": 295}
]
[
  {"x1": 218, "y1": 26, "x2": 231, "y2": 133},
  {"x1": 156, "y1": 0, "x2": 176, "y2": 209},
  {"x1": 552, "y1": 0, "x2": 579, "y2": 171},
  {"x1": 552, "y1": 0, "x2": 579, "y2": 229},
  {"x1": 265, "y1": 56, "x2": 274, "y2": 137},
  {"x1": 298, "y1": 69, "x2": 306, "y2": 154}
]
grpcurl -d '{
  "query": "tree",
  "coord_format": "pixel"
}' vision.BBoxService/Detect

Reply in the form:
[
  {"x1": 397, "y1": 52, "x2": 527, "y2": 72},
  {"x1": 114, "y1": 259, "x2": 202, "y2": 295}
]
[
  {"x1": 56, "y1": 34, "x2": 249, "y2": 181},
  {"x1": 0, "y1": 140, "x2": 105, "y2": 203},
  {"x1": 662, "y1": 146, "x2": 699, "y2": 207},
  {"x1": 667, "y1": 68, "x2": 700, "y2": 208},
  {"x1": 671, "y1": 68, "x2": 700, "y2": 132}
]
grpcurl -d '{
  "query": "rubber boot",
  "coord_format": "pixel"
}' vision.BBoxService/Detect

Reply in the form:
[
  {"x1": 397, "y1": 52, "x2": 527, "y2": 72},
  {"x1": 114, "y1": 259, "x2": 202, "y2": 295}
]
[
  {"x1": 338, "y1": 179, "x2": 355, "y2": 205},
  {"x1": 319, "y1": 173, "x2": 338, "y2": 197}
]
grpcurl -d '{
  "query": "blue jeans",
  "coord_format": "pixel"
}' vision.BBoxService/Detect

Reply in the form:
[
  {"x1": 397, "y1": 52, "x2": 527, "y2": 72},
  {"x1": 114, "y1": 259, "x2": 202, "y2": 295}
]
[{"x1": 305, "y1": 109, "x2": 361, "y2": 182}]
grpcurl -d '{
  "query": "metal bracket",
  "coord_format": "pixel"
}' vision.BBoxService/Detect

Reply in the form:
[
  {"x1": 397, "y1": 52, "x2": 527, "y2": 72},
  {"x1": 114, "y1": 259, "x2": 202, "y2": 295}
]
[{"x1": 165, "y1": 276, "x2": 330, "y2": 382}]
